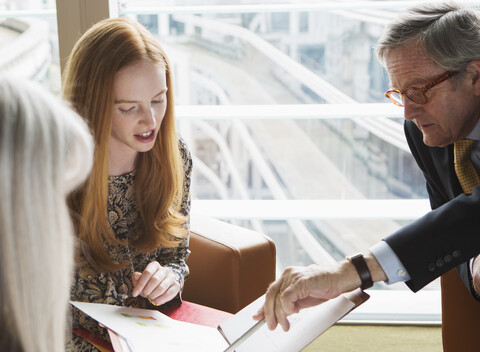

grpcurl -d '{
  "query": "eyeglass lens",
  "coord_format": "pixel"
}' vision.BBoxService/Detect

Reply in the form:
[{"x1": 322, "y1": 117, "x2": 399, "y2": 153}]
[
  {"x1": 388, "y1": 88, "x2": 427, "y2": 106},
  {"x1": 388, "y1": 91, "x2": 404, "y2": 105},
  {"x1": 405, "y1": 89, "x2": 427, "y2": 104}
]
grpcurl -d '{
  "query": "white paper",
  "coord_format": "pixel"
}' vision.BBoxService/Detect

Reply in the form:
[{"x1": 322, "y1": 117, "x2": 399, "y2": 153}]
[
  {"x1": 218, "y1": 290, "x2": 367, "y2": 352},
  {"x1": 71, "y1": 302, "x2": 229, "y2": 352},
  {"x1": 72, "y1": 289, "x2": 368, "y2": 352}
]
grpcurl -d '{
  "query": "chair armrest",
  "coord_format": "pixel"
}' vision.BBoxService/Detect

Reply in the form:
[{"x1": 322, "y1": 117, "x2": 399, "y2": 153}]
[{"x1": 182, "y1": 214, "x2": 276, "y2": 314}]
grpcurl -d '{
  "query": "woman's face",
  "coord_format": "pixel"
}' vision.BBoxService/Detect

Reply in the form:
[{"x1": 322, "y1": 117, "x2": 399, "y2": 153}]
[{"x1": 109, "y1": 60, "x2": 167, "y2": 175}]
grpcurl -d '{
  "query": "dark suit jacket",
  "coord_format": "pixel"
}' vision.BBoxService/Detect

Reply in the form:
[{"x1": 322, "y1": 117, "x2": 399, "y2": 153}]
[{"x1": 383, "y1": 120, "x2": 480, "y2": 295}]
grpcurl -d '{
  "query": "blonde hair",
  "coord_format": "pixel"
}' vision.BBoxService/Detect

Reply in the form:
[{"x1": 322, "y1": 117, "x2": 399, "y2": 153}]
[
  {"x1": 0, "y1": 75, "x2": 93, "y2": 352},
  {"x1": 62, "y1": 17, "x2": 187, "y2": 271}
]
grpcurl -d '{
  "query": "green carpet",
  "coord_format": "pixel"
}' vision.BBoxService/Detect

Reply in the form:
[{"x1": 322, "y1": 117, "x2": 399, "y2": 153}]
[{"x1": 303, "y1": 325, "x2": 442, "y2": 352}]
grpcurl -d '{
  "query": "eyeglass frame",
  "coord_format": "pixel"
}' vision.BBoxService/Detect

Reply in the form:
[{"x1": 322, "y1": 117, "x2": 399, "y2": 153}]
[{"x1": 384, "y1": 71, "x2": 460, "y2": 107}]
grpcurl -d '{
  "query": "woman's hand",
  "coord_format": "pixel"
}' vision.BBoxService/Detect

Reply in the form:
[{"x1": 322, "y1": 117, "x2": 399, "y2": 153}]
[{"x1": 132, "y1": 261, "x2": 180, "y2": 306}]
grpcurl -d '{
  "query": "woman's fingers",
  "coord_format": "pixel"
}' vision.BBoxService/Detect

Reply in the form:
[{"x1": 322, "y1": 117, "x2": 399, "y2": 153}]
[
  {"x1": 148, "y1": 284, "x2": 180, "y2": 306},
  {"x1": 132, "y1": 261, "x2": 180, "y2": 305},
  {"x1": 132, "y1": 261, "x2": 161, "y2": 297}
]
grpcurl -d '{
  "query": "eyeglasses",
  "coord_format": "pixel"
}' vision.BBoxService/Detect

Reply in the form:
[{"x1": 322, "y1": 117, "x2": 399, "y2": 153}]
[{"x1": 384, "y1": 71, "x2": 459, "y2": 107}]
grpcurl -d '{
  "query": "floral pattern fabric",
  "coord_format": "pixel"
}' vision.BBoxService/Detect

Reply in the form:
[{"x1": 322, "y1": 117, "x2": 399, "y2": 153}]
[{"x1": 66, "y1": 139, "x2": 192, "y2": 351}]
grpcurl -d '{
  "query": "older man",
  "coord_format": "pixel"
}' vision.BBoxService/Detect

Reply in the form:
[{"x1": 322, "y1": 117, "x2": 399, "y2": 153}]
[{"x1": 256, "y1": 2, "x2": 480, "y2": 350}]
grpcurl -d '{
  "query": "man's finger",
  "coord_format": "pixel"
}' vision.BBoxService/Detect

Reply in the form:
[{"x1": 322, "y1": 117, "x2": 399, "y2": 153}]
[{"x1": 263, "y1": 278, "x2": 283, "y2": 330}]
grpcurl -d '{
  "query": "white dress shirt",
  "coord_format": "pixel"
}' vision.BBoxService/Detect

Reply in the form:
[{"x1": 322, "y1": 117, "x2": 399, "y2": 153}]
[{"x1": 369, "y1": 118, "x2": 480, "y2": 284}]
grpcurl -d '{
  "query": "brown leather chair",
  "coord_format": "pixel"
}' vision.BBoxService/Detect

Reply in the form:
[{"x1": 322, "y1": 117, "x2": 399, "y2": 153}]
[
  {"x1": 441, "y1": 269, "x2": 480, "y2": 352},
  {"x1": 182, "y1": 214, "x2": 276, "y2": 314}
]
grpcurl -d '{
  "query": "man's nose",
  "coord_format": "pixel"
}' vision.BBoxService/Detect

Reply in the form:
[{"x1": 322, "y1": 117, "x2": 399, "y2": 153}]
[{"x1": 403, "y1": 98, "x2": 421, "y2": 121}]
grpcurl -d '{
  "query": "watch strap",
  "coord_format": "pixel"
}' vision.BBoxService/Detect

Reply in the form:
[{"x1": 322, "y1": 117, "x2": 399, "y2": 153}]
[{"x1": 347, "y1": 253, "x2": 373, "y2": 290}]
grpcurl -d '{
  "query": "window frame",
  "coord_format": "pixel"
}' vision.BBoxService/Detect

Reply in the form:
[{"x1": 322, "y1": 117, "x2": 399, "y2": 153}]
[{"x1": 51, "y1": 0, "x2": 446, "y2": 324}]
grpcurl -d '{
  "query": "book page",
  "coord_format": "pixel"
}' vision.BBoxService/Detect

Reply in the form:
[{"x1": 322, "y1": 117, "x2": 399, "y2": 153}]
[
  {"x1": 218, "y1": 289, "x2": 369, "y2": 352},
  {"x1": 71, "y1": 302, "x2": 229, "y2": 352}
]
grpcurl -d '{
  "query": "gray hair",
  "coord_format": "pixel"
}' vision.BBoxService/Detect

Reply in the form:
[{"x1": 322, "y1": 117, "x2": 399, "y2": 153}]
[
  {"x1": 375, "y1": 2, "x2": 480, "y2": 71},
  {"x1": 0, "y1": 75, "x2": 93, "y2": 352}
]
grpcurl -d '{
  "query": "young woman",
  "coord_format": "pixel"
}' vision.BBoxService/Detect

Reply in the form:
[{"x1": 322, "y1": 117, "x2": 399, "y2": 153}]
[
  {"x1": 0, "y1": 75, "x2": 93, "y2": 352},
  {"x1": 62, "y1": 17, "x2": 192, "y2": 350}
]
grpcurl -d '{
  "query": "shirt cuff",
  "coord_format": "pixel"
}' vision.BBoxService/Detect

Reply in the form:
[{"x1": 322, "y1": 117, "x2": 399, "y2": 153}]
[{"x1": 369, "y1": 241, "x2": 411, "y2": 284}]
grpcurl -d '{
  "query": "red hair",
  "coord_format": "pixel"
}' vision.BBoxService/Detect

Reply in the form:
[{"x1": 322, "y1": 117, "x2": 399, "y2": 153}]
[{"x1": 63, "y1": 17, "x2": 187, "y2": 271}]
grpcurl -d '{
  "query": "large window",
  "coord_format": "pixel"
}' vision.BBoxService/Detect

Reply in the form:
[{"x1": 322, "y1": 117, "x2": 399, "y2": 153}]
[
  {"x1": 0, "y1": 0, "x2": 59, "y2": 92},
  {"x1": 8, "y1": 0, "x2": 479, "y2": 323},
  {"x1": 118, "y1": 1, "x2": 439, "y2": 323},
  {"x1": 119, "y1": 2, "x2": 427, "y2": 269}
]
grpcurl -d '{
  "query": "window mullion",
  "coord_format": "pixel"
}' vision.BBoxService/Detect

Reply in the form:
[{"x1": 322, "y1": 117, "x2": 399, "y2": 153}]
[{"x1": 55, "y1": 0, "x2": 118, "y2": 73}]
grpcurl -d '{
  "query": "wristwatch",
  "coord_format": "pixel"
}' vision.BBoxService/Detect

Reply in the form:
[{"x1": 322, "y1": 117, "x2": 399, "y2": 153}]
[{"x1": 346, "y1": 253, "x2": 373, "y2": 290}]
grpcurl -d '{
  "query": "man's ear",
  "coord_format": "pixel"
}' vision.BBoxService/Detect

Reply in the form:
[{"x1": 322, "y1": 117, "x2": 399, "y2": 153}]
[{"x1": 466, "y1": 60, "x2": 480, "y2": 95}]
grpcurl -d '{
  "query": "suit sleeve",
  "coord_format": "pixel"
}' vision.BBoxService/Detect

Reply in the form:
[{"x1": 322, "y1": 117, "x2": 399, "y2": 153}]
[{"x1": 383, "y1": 121, "x2": 480, "y2": 293}]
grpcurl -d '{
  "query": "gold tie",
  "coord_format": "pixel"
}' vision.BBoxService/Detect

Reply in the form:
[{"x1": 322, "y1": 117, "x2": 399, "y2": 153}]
[
  {"x1": 443, "y1": 140, "x2": 480, "y2": 350},
  {"x1": 454, "y1": 139, "x2": 480, "y2": 194}
]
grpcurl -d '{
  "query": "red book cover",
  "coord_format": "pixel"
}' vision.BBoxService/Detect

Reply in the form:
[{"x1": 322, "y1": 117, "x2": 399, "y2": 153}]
[{"x1": 160, "y1": 300, "x2": 233, "y2": 328}]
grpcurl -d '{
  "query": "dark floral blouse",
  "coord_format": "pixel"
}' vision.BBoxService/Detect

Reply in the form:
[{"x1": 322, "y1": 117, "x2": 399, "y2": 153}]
[{"x1": 67, "y1": 139, "x2": 192, "y2": 352}]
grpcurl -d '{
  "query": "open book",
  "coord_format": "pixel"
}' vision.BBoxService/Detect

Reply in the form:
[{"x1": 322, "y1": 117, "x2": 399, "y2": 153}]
[{"x1": 71, "y1": 289, "x2": 369, "y2": 352}]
